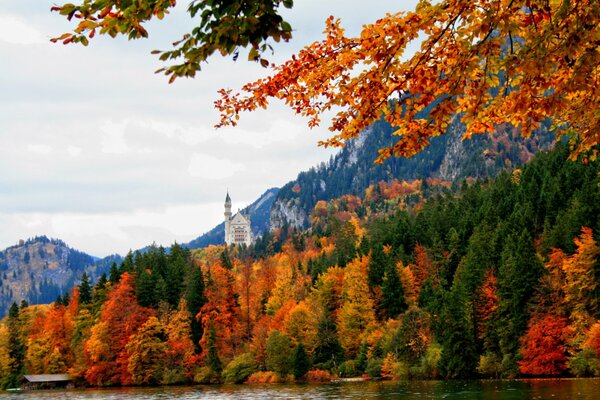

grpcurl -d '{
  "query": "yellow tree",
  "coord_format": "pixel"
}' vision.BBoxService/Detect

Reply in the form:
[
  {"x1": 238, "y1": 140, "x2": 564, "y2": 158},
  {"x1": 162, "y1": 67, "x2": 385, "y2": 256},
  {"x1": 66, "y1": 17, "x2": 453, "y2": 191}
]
[
  {"x1": 52, "y1": 1, "x2": 599, "y2": 161},
  {"x1": 337, "y1": 256, "x2": 377, "y2": 358},
  {"x1": 561, "y1": 227, "x2": 600, "y2": 344},
  {"x1": 126, "y1": 316, "x2": 168, "y2": 385}
]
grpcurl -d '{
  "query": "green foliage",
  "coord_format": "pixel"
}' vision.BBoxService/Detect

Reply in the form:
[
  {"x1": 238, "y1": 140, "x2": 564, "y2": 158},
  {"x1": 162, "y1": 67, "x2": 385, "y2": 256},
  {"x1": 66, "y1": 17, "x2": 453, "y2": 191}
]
[
  {"x1": 186, "y1": 265, "x2": 206, "y2": 351},
  {"x1": 266, "y1": 330, "x2": 294, "y2": 376},
  {"x1": 53, "y1": 0, "x2": 294, "y2": 82},
  {"x1": 365, "y1": 358, "x2": 383, "y2": 378},
  {"x1": 337, "y1": 360, "x2": 357, "y2": 378},
  {"x1": 222, "y1": 353, "x2": 257, "y2": 384},
  {"x1": 355, "y1": 341, "x2": 368, "y2": 375},
  {"x1": 206, "y1": 325, "x2": 223, "y2": 374},
  {"x1": 477, "y1": 352, "x2": 503, "y2": 378},
  {"x1": 78, "y1": 272, "x2": 92, "y2": 305},
  {"x1": 417, "y1": 342, "x2": 442, "y2": 379},
  {"x1": 380, "y1": 259, "x2": 407, "y2": 319},
  {"x1": 194, "y1": 366, "x2": 222, "y2": 384},
  {"x1": 497, "y1": 230, "x2": 544, "y2": 371},
  {"x1": 293, "y1": 343, "x2": 310, "y2": 379},
  {"x1": 569, "y1": 350, "x2": 600, "y2": 378},
  {"x1": 438, "y1": 287, "x2": 478, "y2": 379},
  {"x1": 313, "y1": 310, "x2": 344, "y2": 366}
]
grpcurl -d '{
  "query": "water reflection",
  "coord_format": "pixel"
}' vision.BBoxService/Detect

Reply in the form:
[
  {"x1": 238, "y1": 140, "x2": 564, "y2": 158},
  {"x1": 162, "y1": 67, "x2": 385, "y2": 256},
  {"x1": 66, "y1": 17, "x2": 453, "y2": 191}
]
[{"x1": 1, "y1": 378, "x2": 599, "y2": 399}]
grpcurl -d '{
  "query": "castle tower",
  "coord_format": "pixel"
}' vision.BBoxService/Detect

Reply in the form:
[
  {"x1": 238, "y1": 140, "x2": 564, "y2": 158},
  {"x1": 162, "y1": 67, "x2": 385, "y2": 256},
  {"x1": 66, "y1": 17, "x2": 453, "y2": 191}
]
[{"x1": 224, "y1": 191, "x2": 232, "y2": 245}]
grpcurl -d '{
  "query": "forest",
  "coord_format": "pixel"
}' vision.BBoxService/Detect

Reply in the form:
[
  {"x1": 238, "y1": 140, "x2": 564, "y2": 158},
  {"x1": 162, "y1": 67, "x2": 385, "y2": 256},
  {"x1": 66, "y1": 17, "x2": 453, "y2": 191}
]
[{"x1": 0, "y1": 144, "x2": 598, "y2": 388}]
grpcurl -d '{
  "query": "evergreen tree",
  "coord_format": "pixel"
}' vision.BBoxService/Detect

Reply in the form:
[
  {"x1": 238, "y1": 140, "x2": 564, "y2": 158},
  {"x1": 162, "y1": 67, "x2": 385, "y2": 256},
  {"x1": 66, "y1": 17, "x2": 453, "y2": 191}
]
[
  {"x1": 166, "y1": 243, "x2": 188, "y2": 306},
  {"x1": 79, "y1": 272, "x2": 92, "y2": 304},
  {"x1": 186, "y1": 265, "x2": 206, "y2": 351},
  {"x1": 4, "y1": 303, "x2": 24, "y2": 388},
  {"x1": 497, "y1": 230, "x2": 544, "y2": 374},
  {"x1": 293, "y1": 343, "x2": 310, "y2": 379},
  {"x1": 206, "y1": 325, "x2": 222, "y2": 374},
  {"x1": 355, "y1": 341, "x2": 368, "y2": 374},
  {"x1": 136, "y1": 270, "x2": 155, "y2": 308},
  {"x1": 266, "y1": 330, "x2": 294, "y2": 375},
  {"x1": 368, "y1": 243, "x2": 387, "y2": 288},
  {"x1": 380, "y1": 259, "x2": 407, "y2": 319},
  {"x1": 109, "y1": 262, "x2": 121, "y2": 285},
  {"x1": 438, "y1": 287, "x2": 478, "y2": 379},
  {"x1": 220, "y1": 248, "x2": 233, "y2": 270},
  {"x1": 313, "y1": 310, "x2": 344, "y2": 367}
]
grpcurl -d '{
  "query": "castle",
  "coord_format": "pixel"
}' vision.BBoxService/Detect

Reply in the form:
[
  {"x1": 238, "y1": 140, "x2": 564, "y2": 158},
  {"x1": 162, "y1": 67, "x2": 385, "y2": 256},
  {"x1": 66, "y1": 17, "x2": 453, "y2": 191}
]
[{"x1": 224, "y1": 191, "x2": 253, "y2": 246}]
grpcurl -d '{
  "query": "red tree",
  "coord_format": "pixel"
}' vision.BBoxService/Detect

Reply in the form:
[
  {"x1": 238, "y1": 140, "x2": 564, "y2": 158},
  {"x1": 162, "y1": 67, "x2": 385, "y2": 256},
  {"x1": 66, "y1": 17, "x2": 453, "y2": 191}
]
[
  {"x1": 84, "y1": 272, "x2": 153, "y2": 385},
  {"x1": 518, "y1": 314, "x2": 572, "y2": 376}
]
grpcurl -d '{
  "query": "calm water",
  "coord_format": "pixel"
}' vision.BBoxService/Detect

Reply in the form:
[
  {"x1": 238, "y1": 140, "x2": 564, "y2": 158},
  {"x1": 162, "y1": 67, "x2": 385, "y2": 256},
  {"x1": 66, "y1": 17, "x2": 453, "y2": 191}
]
[{"x1": 1, "y1": 379, "x2": 599, "y2": 399}]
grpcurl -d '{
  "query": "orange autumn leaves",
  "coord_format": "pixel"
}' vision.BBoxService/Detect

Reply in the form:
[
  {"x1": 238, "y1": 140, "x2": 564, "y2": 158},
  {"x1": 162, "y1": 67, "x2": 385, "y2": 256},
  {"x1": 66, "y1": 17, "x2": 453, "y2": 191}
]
[
  {"x1": 215, "y1": 0, "x2": 599, "y2": 162},
  {"x1": 518, "y1": 228, "x2": 600, "y2": 376}
]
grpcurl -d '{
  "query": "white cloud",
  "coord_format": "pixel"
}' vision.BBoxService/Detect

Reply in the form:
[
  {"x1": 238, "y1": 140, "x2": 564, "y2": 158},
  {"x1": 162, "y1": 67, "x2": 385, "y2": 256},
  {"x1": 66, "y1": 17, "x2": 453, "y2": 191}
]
[
  {"x1": 27, "y1": 144, "x2": 53, "y2": 154},
  {"x1": 0, "y1": 15, "x2": 45, "y2": 45},
  {"x1": 188, "y1": 153, "x2": 245, "y2": 180},
  {"x1": 67, "y1": 145, "x2": 82, "y2": 157},
  {"x1": 100, "y1": 121, "x2": 130, "y2": 154}
]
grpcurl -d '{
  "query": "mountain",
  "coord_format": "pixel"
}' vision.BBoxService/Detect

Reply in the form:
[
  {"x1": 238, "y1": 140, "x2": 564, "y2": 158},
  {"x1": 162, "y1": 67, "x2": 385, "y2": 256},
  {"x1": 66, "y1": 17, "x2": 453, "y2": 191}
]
[
  {"x1": 0, "y1": 236, "x2": 119, "y2": 316},
  {"x1": 270, "y1": 117, "x2": 555, "y2": 229},
  {"x1": 185, "y1": 187, "x2": 280, "y2": 249}
]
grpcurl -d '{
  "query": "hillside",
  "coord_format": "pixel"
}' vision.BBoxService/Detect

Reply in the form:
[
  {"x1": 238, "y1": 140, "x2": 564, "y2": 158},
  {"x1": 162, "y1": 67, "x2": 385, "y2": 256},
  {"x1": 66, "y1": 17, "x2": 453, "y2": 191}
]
[
  {"x1": 270, "y1": 118, "x2": 554, "y2": 229},
  {"x1": 0, "y1": 237, "x2": 118, "y2": 316},
  {"x1": 186, "y1": 187, "x2": 279, "y2": 249},
  {"x1": 1, "y1": 145, "x2": 598, "y2": 388}
]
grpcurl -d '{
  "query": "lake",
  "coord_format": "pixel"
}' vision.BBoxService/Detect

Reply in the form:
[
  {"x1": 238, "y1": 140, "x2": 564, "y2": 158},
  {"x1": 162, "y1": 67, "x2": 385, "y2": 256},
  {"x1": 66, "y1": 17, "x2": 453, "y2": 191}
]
[{"x1": 1, "y1": 379, "x2": 599, "y2": 399}]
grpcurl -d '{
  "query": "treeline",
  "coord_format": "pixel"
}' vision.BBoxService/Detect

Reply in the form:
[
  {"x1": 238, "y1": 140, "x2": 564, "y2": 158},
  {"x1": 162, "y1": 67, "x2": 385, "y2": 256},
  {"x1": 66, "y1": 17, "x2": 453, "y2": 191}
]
[{"x1": 0, "y1": 145, "x2": 599, "y2": 388}]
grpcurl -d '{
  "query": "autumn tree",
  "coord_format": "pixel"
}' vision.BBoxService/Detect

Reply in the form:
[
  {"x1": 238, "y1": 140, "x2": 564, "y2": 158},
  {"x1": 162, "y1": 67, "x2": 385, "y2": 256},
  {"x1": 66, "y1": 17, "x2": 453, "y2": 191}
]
[
  {"x1": 84, "y1": 272, "x2": 153, "y2": 386},
  {"x1": 561, "y1": 227, "x2": 600, "y2": 342},
  {"x1": 518, "y1": 314, "x2": 572, "y2": 376},
  {"x1": 337, "y1": 256, "x2": 377, "y2": 358},
  {"x1": 53, "y1": 1, "x2": 599, "y2": 161},
  {"x1": 163, "y1": 300, "x2": 196, "y2": 383},
  {"x1": 126, "y1": 316, "x2": 168, "y2": 385},
  {"x1": 198, "y1": 264, "x2": 242, "y2": 364}
]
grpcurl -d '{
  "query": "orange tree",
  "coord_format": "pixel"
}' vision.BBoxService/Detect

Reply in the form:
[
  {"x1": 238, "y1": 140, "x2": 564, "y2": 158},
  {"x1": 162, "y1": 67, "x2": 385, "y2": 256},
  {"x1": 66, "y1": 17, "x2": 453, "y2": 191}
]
[{"x1": 52, "y1": 0, "x2": 599, "y2": 161}]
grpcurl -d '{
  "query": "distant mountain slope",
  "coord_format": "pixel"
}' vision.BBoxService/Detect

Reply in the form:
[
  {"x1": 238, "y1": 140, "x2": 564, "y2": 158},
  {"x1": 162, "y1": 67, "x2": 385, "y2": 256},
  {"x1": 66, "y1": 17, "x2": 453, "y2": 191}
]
[
  {"x1": 0, "y1": 236, "x2": 118, "y2": 316},
  {"x1": 270, "y1": 118, "x2": 554, "y2": 229},
  {"x1": 186, "y1": 187, "x2": 279, "y2": 249}
]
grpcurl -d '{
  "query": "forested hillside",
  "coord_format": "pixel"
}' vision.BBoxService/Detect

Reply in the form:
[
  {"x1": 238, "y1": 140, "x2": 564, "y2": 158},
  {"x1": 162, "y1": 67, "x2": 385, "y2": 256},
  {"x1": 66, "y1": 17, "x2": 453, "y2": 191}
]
[
  {"x1": 270, "y1": 117, "x2": 554, "y2": 229},
  {"x1": 0, "y1": 145, "x2": 598, "y2": 388},
  {"x1": 0, "y1": 237, "x2": 119, "y2": 317}
]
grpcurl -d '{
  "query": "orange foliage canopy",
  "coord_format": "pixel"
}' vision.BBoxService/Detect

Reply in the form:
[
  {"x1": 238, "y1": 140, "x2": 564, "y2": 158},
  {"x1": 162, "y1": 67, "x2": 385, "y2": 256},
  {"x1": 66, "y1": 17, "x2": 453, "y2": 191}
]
[
  {"x1": 518, "y1": 314, "x2": 572, "y2": 376},
  {"x1": 84, "y1": 272, "x2": 153, "y2": 386},
  {"x1": 215, "y1": 0, "x2": 599, "y2": 162}
]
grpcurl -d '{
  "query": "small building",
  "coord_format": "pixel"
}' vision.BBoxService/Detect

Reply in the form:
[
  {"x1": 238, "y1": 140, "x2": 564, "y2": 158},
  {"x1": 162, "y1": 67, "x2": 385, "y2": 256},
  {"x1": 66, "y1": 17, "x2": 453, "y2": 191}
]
[
  {"x1": 224, "y1": 191, "x2": 254, "y2": 246},
  {"x1": 22, "y1": 374, "x2": 73, "y2": 390}
]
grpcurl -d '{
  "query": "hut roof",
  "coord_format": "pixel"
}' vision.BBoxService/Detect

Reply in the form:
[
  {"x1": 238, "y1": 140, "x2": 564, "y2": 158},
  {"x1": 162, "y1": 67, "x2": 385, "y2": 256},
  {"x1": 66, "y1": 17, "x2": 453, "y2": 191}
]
[{"x1": 23, "y1": 374, "x2": 71, "y2": 383}]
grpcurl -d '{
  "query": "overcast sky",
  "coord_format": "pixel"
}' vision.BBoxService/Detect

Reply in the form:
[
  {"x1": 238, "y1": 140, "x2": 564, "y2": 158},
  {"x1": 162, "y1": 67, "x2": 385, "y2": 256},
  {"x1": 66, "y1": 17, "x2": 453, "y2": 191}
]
[{"x1": 0, "y1": 1, "x2": 417, "y2": 257}]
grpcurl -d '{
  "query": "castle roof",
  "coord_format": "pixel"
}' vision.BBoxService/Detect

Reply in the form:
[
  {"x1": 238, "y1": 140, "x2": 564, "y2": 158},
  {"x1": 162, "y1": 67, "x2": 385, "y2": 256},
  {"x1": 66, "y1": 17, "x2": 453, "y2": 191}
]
[
  {"x1": 225, "y1": 191, "x2": 231, "y2": 204},
  {"x1": 230, "y1": 211, "x2": 250, "y2": 225}
]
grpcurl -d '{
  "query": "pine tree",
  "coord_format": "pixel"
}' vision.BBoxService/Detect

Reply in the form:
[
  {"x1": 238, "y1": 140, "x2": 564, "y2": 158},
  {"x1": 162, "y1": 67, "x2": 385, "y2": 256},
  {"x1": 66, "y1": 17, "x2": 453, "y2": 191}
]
[
  {"x1": 79, "y1": 272, "x2": 92, "y2": 305},
  {"x1": 109, "y1": 262, "x2": 121, "y2": 285},
  {"x1": 497, "y1": 230, "x2": 544, "y2": 373},
  {"x1": 186, "y1": 265, "x2": 205, "y2": 351},
  {"x1": 293, "y1": 343, "x2": 310, "y2": 379},
  {"x1": 380, "y1": 260, "x2": 407, "y2": 319}
]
